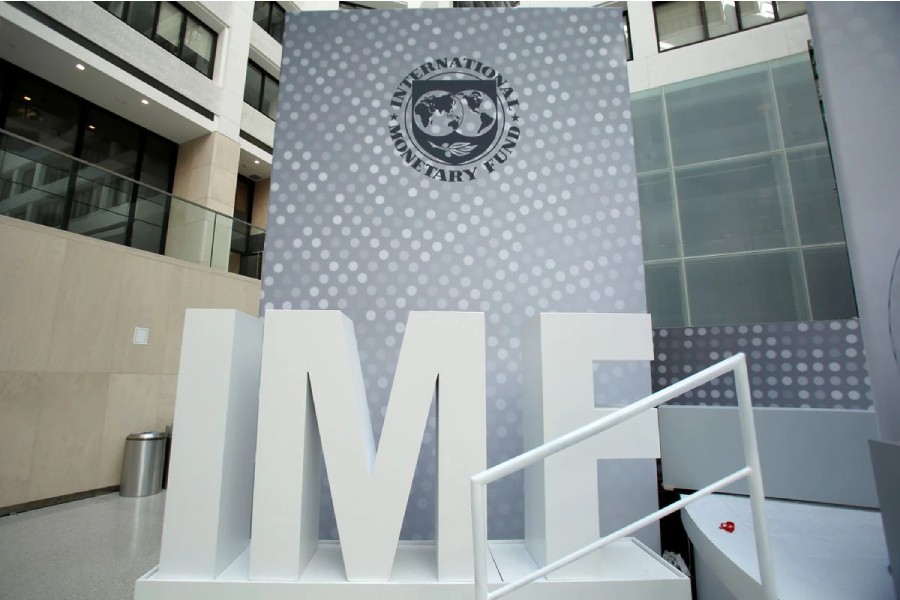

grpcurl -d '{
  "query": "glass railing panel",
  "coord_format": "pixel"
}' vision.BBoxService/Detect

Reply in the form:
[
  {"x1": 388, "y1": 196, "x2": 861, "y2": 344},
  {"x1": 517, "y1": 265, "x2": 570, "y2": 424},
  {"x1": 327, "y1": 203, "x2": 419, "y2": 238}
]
[
  {"x1": 131, "y1": 219, "x2": 165, "y2": 254},
  {"x1": 73, "y1": 170, "x2": 134, "y2": 215},
  {"x1": 163, "y1": 196, "x2": 216, "y2": 268},
  {"x1": 211, "y1": 212, "x2": 234, "y2": 272},
  {"x1": 2, "y1": 135, "x2": 75, "y2": 193},
  {"x1": 0, "y1": 179, "x2": 68, "y2": 228},
  {"x1": 229, "y1": 217, "x2": 249, "y2": 275},
  {"x1": 244, "y1": 225, "x2": 266, "y2": 278},
  {"x1": 132, "y1": 182, "x2": 169, "y2": 253},
  {"x1": 228, "y1": 221, "x2": 264, "y2": 279},
  {"x1": 67, "y1": 171, "x2": 135, "y2": 245},
  {"x1": 134, "y1": 187, "x2": 168, "y2": 225},
  {"x1": 0, "y1": 128, "x2": 265, "y2": 279},
  {"x1": 224, "y1": 219, "x2": 267, "y2": 278},
  {"x1": 67, "y1": 198, "x2": 130, "y2": 245},
  {"x1": 0, "y1": 134, "x2": 71, "y2": 228}
]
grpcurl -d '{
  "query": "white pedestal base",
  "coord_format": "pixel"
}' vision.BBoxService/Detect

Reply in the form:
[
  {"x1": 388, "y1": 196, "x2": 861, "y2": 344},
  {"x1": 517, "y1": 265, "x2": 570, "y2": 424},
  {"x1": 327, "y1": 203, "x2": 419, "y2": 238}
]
[{"x1": 135, "y1": 539, "x2": 689, "y2": 600}]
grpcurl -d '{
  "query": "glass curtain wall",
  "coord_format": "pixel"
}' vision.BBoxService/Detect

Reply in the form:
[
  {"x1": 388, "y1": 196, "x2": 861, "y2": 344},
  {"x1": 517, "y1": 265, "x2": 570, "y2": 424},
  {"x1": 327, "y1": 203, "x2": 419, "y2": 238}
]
[
  {"x1": 0, "y1": 62, "x2": 177, "y2": 251},
  {"x1": 633, "y1": 53, "x2": 856, "y2": 327}
]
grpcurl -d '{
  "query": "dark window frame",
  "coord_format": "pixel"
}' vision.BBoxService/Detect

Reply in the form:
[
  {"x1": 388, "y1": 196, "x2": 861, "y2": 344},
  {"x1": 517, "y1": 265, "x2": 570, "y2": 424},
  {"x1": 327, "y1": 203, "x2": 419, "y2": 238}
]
[
  {"x1": 252, "y1": 1, "x2": 286, "y2": 44},
  {"x1": 653, "y1": 1, "x2": 806, "y2": 53},
  {"x1": 244, "y1": 60, "x2": 279, "y2": 122},
  {"x1": 97, "y1": 1, "x2": 217, "y2": 78}
]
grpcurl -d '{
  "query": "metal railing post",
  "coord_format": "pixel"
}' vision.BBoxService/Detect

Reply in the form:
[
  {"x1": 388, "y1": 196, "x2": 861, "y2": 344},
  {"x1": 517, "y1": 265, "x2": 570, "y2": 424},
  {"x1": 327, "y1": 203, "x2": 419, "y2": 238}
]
[
  {"x1": 470, "y1": 352, "x2": 778, "y2": 600},
  {"x1": 734, "y1": 357, "x2": 779, "y2": 600},
  {"x1": 471, "y1": 480, "x2": 489, "y2": 600}
]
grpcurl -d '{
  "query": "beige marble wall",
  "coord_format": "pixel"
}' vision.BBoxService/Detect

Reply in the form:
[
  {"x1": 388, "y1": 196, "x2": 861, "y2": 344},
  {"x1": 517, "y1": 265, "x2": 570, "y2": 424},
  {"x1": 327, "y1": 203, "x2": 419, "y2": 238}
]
[
  {"x1": 163, "y1": 201, "x2": 215, "y2": 267},
  {"x1": 0, "y1": 216, "x2": 261, "y2": 508},
  {"x1": 172, "y1": 132, "x2": 241, "y2": 215},
  {"x1": 169, "y1": 132, "x2": 242, "y2": 272}
]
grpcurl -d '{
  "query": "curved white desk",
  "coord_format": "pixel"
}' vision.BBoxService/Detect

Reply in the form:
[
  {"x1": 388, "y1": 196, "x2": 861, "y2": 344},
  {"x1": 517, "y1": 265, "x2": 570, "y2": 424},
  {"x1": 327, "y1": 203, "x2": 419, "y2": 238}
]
[{"x1": 682, "y1": 494, "x2": 893, "y2": 599}]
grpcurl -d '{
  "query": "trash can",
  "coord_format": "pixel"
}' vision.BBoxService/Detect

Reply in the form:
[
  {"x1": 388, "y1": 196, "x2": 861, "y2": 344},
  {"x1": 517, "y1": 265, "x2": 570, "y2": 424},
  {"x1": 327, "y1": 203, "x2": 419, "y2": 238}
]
[{"x1": 120, "y1": 432, "x2": 167, "y2": 497}]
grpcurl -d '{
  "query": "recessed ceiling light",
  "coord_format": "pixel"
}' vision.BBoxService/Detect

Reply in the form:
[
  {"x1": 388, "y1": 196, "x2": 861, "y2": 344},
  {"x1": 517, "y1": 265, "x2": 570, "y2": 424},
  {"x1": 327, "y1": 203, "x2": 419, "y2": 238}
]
[
  {"x1": 23, "y1": 95, "x2": 31, "y2": 101},
  {"x1": 254, "y1": 159, "x2": 260, "y2": 164},
  {"x1": 88, "y1": 124, "x2": 96, "y2": 130},
  {"x1": 76, "y1": 63, "x2": 85, "y2": 71},
  {"x1": 140, "y1": 99, "x2": 149, "y2": 105}
]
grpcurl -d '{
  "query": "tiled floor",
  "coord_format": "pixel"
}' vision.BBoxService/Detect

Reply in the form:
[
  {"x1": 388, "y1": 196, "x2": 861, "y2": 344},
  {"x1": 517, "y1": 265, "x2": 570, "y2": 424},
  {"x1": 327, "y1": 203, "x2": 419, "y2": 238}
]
[{"x1": 0, "y1": 492, "x2": 165, "y2": 600}]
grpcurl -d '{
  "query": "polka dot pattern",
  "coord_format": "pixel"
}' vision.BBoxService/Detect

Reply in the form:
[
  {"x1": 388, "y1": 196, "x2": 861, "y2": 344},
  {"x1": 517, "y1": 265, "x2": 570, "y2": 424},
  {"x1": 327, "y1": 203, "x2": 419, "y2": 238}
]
[
  {"x1": 653, "y1": 319, "x2": 874, "y2": 410},
  {"x1": 263, "y1": 7, "x2": 642, "y2": 541}
]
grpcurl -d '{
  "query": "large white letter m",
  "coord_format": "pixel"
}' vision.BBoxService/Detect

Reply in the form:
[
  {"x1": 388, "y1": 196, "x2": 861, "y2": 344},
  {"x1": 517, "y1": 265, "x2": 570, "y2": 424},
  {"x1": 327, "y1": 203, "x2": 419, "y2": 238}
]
[{"x1": 248, "y1": 310, "x2": 486, "y2": 582}]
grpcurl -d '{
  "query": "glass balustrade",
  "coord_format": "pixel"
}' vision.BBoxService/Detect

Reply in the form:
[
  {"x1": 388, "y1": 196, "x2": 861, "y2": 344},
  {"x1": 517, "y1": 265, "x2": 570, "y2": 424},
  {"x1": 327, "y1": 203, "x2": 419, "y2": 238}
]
[{"x1": 0, "y1": 128, "x2": 264, "y2": 279}]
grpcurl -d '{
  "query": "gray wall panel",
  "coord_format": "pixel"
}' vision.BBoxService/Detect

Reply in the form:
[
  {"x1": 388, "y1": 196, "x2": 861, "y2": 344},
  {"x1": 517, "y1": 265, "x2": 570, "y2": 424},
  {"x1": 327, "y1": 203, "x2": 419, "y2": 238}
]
[{"x1": 659, "y1": 405, "x2": 879, "y2": 508}]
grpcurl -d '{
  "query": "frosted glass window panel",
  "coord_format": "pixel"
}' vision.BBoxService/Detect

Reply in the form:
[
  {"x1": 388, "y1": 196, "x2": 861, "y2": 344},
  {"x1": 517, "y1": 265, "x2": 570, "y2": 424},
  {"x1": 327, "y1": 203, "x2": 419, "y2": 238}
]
[
  {"x1": 803, "y1": 246, "x2": 858, "y2": 320},
  {"x1": 738, "y1": 1, "x2": 776, "y2": 28},
  {"x1": 772, "y1": 55, "x2": 827, "y2": 148},
  {"x1": 677, "y1": 155, "x2": 796, "y2": 256},
  {"x1": 126, "y1": 2, "x2": 156, "y2": 38},
  {"x1": 638, "y1": 172, "x2": 680, "y2": 260},
  {"x1": 686, "y1": 251, "x2": 808, "y2": 325},
  {"x1": 655, "y1": 2, "x2": 705, "y2": 51},
  {"x1": 645, "y1": 261, "x2": 687, "y2": 327},
  {"x1": 787, "y1": 147, "x2": 845, "y2": 245},
  {"x1": 631, "y1": 90, "x2": 670, "y2": 173},
  {"x1": 155, "y1": 2, "x2": 184, "y2": 56},
  {"x1": 665, "y1": 64, "x2": 781, "y2": 166},
  {"x1": 269, "y1": 4, "x2": 286, "y2": 43},
  {"x1": 183, "y1": 17, "x2": 215, "y2": 77},
  {"x1": 704, "y1": 2, "x2": 739, "y2": 38},
  {"x1": 253, "y1": 2, "x2": 271, "y2": 28},
  {"x1": 262, "y1": 76, "x2": 279, "y2": 120},
  {"x1": 244, "y1": 64, "x2": 263, "y2": 108},
  {"x1": 131, "y1": 221, "x2": 163, "y2": 254},
  {"x1": 776, "y1": 1, "x2": 806, "y2": 18},
  {"x1": 98, "y1": 2, "x2": 127, "y2": 19}
]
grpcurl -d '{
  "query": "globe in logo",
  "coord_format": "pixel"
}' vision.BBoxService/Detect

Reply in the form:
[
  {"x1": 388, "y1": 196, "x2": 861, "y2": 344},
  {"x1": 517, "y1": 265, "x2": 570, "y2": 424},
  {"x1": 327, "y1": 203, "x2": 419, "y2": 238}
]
[
  {"x1": 414, "y1": 90, "x2": 497, "y2": 139},
  {"x1": 389, "y1": 57, "x2": 521, "y2": 182}
]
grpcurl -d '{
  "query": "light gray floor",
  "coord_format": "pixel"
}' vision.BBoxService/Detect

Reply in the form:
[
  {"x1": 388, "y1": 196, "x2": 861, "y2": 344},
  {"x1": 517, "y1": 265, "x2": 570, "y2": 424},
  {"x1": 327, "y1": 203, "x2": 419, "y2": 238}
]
[{"x1": 0, "y1": 492, "x2": 165, "y2": 600}]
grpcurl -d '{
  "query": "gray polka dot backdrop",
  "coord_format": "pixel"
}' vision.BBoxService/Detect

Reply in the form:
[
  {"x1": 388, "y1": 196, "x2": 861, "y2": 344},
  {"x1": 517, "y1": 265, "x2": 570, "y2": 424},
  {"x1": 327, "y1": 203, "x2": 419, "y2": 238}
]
[
  {"x1": 653, "y1": 319, "x2": 874, "y2": 410},
  {"x1": 262, "y1": 7, "x2": 653, "y2": 541}
]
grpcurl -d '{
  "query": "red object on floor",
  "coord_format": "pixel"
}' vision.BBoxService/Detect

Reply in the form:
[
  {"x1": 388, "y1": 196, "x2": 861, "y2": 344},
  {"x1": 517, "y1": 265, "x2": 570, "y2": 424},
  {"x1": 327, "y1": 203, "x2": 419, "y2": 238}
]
[{"x1": 719, "y1": 521, "x2": 736, "y2": 533}]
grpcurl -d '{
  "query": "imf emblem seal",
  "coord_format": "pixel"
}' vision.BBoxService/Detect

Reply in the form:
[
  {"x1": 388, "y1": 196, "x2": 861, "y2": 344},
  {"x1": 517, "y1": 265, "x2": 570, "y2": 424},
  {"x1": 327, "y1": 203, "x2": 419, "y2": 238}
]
[{"x1": 389, "y1": 57, "x2": 521, "y2": 182}]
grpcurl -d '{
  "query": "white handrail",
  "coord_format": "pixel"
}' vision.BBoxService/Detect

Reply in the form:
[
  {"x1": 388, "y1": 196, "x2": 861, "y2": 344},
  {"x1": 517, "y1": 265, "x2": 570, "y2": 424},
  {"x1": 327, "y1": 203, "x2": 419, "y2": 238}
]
[{"x1": 470, "y1": 352, "x2": 777, "y2": 600}]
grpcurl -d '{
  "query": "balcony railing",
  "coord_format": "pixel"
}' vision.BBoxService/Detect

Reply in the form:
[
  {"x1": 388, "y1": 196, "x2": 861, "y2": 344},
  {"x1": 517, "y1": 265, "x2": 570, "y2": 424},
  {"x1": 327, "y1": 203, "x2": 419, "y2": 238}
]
[{"x1": 0, "y1": 128, "x2": 264, "y2": 279}]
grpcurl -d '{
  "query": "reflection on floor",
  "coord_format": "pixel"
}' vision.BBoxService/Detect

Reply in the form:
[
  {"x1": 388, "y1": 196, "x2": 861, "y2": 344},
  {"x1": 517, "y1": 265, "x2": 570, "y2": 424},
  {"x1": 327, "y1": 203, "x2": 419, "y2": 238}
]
[{"x1": 0, "y1": 492, "x2": 165, "y2": 600}]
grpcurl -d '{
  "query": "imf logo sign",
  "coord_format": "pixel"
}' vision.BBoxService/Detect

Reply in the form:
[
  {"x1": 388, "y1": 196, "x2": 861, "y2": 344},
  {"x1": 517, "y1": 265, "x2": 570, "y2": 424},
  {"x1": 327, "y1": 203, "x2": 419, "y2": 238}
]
[{"x1": 389, "y1": 57, "x2": 521, "y2": 182}]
